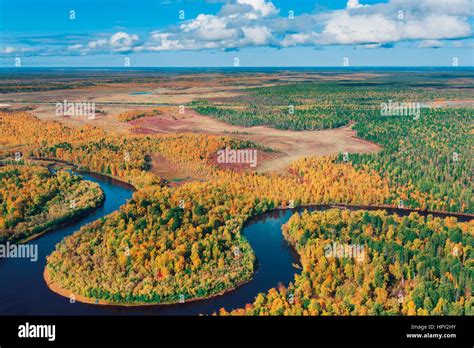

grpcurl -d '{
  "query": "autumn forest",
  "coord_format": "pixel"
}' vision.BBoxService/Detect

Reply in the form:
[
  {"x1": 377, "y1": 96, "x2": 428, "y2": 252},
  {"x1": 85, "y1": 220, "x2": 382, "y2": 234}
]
[{"x1": 0, "y1": 70, "x2": 472, "y2": 317}]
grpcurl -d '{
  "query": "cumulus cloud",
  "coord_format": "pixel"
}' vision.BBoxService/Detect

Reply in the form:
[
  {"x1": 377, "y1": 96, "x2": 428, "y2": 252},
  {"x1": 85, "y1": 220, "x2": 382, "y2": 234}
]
[
  {"x1": 109, "y1": 32, "x2": 139, "y2": 49},
  {"x1": 66, "y1": 31, "x2": 140, "y2": 55},
  {"x1": 1, "y1": 0, "x2": 472, "y2": 57},
  {"x1": 241, "y1": 25, "x2": 273, "y2": 45},
  {"x1": 293, "y1": 0, "x2": 472, "y2": 46},
  {"x1": 142, "y1": 0, "x2": 278, "y2": 51},
  {"x1": 315, "y1": 13, "x2": 470, "y2": 45},
  {"x1": 142, "y1": 0, "x2": 472, "y2": 51}
]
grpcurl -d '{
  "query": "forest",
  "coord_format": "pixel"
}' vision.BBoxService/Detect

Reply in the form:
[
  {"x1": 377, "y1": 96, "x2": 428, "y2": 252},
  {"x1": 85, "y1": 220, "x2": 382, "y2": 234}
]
[
  {"x1": 192, "y1": 78, "x2": 472, "y2": 131},
  {"x1": 0, "y1": 163, "x2": 104, "y2": 243},
  {"x1": 194, "y1": 79, "x2": 473, "y2": 214},
  {"x1": 222, "y1": 209, "x2": 473, "y2": 316},
  {"x1": 0, "y1": 72, "x2": 472, "y2": 311},
  {"x1": 349, "y1": 108, "x2": 473, "y2": 213}
]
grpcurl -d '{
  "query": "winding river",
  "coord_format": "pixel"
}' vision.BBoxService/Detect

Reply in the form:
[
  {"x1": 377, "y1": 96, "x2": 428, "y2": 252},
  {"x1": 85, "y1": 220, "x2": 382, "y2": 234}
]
[{"x1": 0, "y1": 171, "x2": 471, "y2": 315}]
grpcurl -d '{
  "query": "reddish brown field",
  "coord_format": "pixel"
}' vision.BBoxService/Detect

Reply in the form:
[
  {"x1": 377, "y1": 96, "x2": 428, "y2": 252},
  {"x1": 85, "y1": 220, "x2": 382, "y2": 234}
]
[
  {"x1": 130, "y1": 111, "x2": 380, "y2": 173},
  {"x1": 0, "y1": 72, "x2": 383, "y2": 178}
]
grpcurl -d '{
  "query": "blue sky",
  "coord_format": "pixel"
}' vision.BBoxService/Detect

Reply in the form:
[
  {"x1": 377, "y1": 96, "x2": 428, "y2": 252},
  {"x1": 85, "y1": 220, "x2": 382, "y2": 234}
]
[{"x1": 0, "y1": 0, "x2": 473, "y2": 67}]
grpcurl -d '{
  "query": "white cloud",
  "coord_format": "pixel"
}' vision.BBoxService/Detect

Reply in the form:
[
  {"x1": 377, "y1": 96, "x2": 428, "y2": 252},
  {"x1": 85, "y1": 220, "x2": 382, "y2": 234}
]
[
  {"x1": 242, "y1": 26, "x2": 273, "y2": 45},
  {"x1": 318, "y1": 12, "x2": 398, "y2": 45},
  {"x1": 1, "y1": 47, "x2": 19, "y2": 54},
  {"x1": 142, "y1": 0, "x2": 472, "y2": 51},
  {"x1": 281, "y1": 32, "x2": 318, "y2": 47},
  {"x1": 237, "y1": 0, "x2": 279, "y2": 18},
  {"x1": 68, "y1": 44, "x2": 84, "y2": 50},
  {"x1": 180, "y1": 15, "x2": 238, "y2": 41},
  {"x1": 66, "y1": 32, "x2": 140, "y2": 54},
  {"x1": 315, "y1": 12, "x2": 471, "y2": 45},
  {"x1": 346, "y1": 0, "x2": 365, "y2": 9},
  {"x1": 145, "y1": 33, "x2": 185, "y2": 51},
  {"x1": 143, "y1": 0, "x2": 278, "y2": 51},
  {"x1": 419, "y1": 39, "x2": 443, "y2": 48},
  {"x1": 109, "y1": 32, "x2": 139, "y2": 51},
  {"x1": 0, "y1": 46, "x2": 36, "y2": 55},
  {"x1": 1, "y1": 0, "x2": 472, "y2": 57},
  {"x1": 87, "y1": 39, "x2": 107, "y2": 49}
]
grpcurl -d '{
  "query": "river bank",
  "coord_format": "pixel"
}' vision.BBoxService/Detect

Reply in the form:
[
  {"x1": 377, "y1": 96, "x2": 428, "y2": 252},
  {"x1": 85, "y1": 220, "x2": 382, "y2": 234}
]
[{"x1": 41, "y1": 201, "x2": 473, "y2": 309}]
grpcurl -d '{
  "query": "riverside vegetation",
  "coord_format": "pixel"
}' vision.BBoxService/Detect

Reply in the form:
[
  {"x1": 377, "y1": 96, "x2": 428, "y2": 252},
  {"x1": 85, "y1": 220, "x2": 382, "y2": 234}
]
[
  {"x1": 221, "y1": 209, "x2": 473, "y2": 316},
  {"x1": 0, "y1": 74, "x2": 472, "y2": 313},
  {"x1": 0, "y1": 163, "x2": 103, "y2": 243}
]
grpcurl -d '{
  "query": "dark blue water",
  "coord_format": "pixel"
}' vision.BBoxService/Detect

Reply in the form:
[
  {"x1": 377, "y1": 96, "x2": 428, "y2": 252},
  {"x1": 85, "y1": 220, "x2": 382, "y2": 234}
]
[
  {"x1": 0, "y1": 171, "x2": 471, "y2": 315},
  {"x1": 0, "y1": 172, "x2": 134, "y2": 315},
  {"x1": 0, "y1": 171, "x2": 304, "y2": 315}
]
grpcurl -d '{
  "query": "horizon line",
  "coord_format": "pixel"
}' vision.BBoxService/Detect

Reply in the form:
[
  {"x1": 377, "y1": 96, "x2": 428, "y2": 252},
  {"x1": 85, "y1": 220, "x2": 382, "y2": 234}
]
[{"x1": 0, "y1": 66, "x2": 473, "y2": 69}]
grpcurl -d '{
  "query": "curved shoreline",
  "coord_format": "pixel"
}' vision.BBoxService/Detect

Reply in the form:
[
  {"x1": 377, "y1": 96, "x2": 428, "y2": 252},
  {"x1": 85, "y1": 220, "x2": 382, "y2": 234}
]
[
  {"x1": 29, "y1": 157, "x2": 474, "y2": 219},
  {"x1": 34, "y1": 154, "x2": 472, "y2": 308},
  {"x1": 35, "y1": 157, "x2": 262, "y2": 308},
  {"x1": 294, "y1": 203, "x2": 474, "y2": 221},
  {"x1": 43, "y1": 202, "x2": 472, "y2": 308},
  {"x1": 18, "y1": 199, "x2": 105, "y2": 244},
  {"x1": 0, "y1": 157, "x2": 136, "y2": 246},
  {"x1": 29, "y1": 157, "x2": 137, "y2": 191},
  {"x1": 43, "y1": 267, "x2": 254, "y2": 308},
  {"x1": 0, "y1": 169, "x2": 106, "y2": 245}
]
